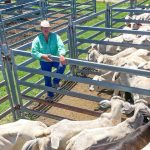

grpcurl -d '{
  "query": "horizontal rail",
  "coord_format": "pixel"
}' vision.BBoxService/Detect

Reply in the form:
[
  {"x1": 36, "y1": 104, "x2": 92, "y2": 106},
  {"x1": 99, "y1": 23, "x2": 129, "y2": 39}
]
[
  {"x1": 0, "y1": 95, "x2": 8, "y2": 104},
  {"x1": 18, "y1": 67, "x2": 150, "y2": 97},
  {"x1": 77, "y1": 38, "x2": 150, "y2": 49},
  {"x1": 112, "y1": 8, "x2": 150, "y2": 13},
  {"x1": 23, "y1": 95, "x2": 102, "y2": 117},
  {"x1": 0, "y1": 80, "x2": 5, "y2": 87},
  {"x1": 111, "y1": 0, "x2": 129, "y2": 7},
  {"x1": 74, "y1": 10, "x2": 105, "y2": 25},
  {"x1": 113, "y1": 18, "x2": 150, "y2": 24},
  {"x1": 0, "y1": 108, "x2": 13, "y2": 120},
  {"x1": 76, "y1": 26, "x2": 150, "y2": 35}
]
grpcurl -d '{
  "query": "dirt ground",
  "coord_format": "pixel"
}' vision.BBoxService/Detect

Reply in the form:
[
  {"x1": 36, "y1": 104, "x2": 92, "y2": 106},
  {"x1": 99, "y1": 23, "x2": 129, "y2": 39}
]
[{"x1": 36, "y1": 82, "x2": 112, "y2": 126}]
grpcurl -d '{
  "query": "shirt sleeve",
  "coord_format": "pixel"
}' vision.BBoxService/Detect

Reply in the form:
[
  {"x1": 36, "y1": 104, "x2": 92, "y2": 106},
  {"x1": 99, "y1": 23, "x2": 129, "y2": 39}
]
[
  {"x1": 31, "y1": 38, "x2": 43, "y2": 60},
  {"x1": 57, "y1": 34, "x2": 66, "y2": 56}
]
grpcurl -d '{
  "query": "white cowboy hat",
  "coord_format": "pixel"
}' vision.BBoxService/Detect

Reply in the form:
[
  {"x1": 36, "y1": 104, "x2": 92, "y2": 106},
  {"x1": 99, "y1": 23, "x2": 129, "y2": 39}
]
[{"x1": 40, "y1": 20, "x2": 50, "y2": 27}]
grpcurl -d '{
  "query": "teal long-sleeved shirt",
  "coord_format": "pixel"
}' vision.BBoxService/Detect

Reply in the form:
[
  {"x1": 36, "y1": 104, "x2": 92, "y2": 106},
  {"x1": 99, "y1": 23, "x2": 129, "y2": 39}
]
[{"x1": 31, "y1": 32, "x2": 66, "y2": 61}]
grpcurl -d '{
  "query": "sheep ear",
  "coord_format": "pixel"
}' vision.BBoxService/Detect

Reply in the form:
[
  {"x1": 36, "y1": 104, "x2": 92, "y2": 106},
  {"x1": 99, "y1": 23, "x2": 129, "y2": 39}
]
[
  {"x1": 91, "y1": 43, "x2": 97, "y2": 50},
  {"x1": 121, "y1": 102, "x2": 135, "y2": 114},
  {"x1": 99, "y1": 100, "x2": 111, "y2": 109},
  {"x1": 112, "y1": 72, "x2": 120, "y2": 81},
  {"x1": 38, "y1": 137, "x2": 51, "y2": 150},
  {"x1": 22, "y1": 139, "x2": 37, "y2": 150},
  {"x1": 51, "y1": 135, "x2": 60, "y2": 149}
]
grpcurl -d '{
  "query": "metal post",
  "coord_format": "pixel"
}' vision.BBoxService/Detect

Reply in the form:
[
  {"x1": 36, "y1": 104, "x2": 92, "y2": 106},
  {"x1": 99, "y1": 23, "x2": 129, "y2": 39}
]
[
  {"x1": 2, "y1": 44, "x2": 22, "y2": 120},
  {"x1": 134, "y1": 0, "x2": 137, "y2": 8},
  {"x1": 39, "y1": 0, "x2": 47, "y2": 20},
  {"x1": 71, "y1": 0, "x2": 76, "y2": 20},
  {"x1": 93, "y1": 0, "x2": 96, "y2": 13},
  {"x1": 105, "y1": 3, "x2": 111, "y2": 38},
  {"x1": 0, "y1": 49, "x2": 16, "y2": 120},
  {"x1": 130, "y1": 0, "x2": 136, "y2": 14},
  {"x1": 0, "y1": 15, "x2": 23, "y2": 120},
  {"x1": 16, "y1": 0, "x2": 23, "y2": 14},
  {"x1": 67, "y1": 18, "x2": 77, "y2": 75},
  {"x1": 0, "y1": 15, "x2": 8, "y2": 47}
]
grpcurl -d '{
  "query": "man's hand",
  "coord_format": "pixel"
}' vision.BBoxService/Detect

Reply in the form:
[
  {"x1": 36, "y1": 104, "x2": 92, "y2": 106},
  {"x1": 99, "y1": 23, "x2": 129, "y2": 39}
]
[
  {"x1": 59, "y1": 55, "x2": 66, "y2": 65},
  {"x1": 41, "y1": 54, "x2": 52, "y2": 62}
]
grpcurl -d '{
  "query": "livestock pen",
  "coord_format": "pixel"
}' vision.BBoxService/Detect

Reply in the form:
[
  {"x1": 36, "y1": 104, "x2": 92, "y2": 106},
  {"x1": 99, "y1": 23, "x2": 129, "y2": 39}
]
[
  {"x1": 0, "y1": 0, "x2": 97, "y2": 124},
  {"x1": 0, "y1": 0, "x2": 150, "y2": 125}
]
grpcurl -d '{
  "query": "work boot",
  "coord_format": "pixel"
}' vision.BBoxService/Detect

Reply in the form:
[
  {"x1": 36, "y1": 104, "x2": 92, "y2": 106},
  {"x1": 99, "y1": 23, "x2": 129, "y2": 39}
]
[
  {"x1": 45, "y1": 96, "x2": 54, "y2": 103},
  {"x1": 53, "y1": 84, "x2": 62, "y2": 90}
]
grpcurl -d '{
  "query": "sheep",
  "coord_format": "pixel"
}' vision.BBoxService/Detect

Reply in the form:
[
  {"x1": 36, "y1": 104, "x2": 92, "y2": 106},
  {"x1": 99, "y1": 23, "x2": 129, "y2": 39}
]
[
  {"x1": 125, "y1": 13, "x2": 150, "y2": 24},
  {"x1": 89, "y1": 22, "x2": 141, "y2": 55},
  {"x1": 43, "y1": 96, "x2": 133, "y2": 150},
  {"x1": 122, "y1": 25, "x2": 139, "y2": 42},
  {"x1": 133, "y1": 35, "x2": 150, "y2": 49},
  {"x1": 66, "y1": 100, "x2": 150, "y2": 150},
  {"x1": 142, "y1": 143, "x2": 150, "y2": 150},
  {"x1": 88, "y1": 120, "x2": 150, "y2": 150},
  {"x1": 112, "y1": 62, "x2": 150, "y2": 104},
  {"x1": 87, "y1": 47, "x2": 138, "y2": 66},
  {"x1": 0, "y1": 119, "x2": 49, "y2": 150},
  {"x1": 89, "y1": 35, "x2": 125, "y2": 54},
  {"x1": 89, "y1": 71, "x2": 114, "y2": 91},
  {"x1": 89, "y1": 49, "x2": 150, "y2": 92}
]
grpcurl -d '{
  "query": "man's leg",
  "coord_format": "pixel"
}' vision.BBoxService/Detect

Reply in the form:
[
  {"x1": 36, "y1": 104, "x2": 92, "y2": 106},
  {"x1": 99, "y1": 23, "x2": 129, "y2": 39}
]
[
  {"x1": 40, "y1": 61, "x2": 54, "y2": 97},
  {"x1": 52, "y1": 62, "x2": 66, "y2": 86}
]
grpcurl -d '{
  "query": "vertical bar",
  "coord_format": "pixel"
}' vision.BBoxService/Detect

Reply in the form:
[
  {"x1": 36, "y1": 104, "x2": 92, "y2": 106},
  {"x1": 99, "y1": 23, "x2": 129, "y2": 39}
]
[
  {"x1": 110, "y1": 5, "x2": 112, "y2": 38},
  {"x1": 0, "y1": 49, "x2": 16, "y2": 120},
  {"x1": 39, "y1": 0, "x2": 47, "y2": 20},
  {"x1": 10, "y1": 50, "x2": 24, "y2": 118},
  {"x1": 134, "y1": 0, "x2": 137, "y2": 8},
  {"x1": 105, "y1": 3, "x2": 111, "y2": 38},
  {"x1": 130, "y1": 0, "x2": 136, "y2": 15},
  {"x1": 16, "y1": 0, "x2": 23, "y2": 14},
  {"x1": 67, "y1": 18, "x2": 77, "y2": 75},
  {"x1": 71, "y1": 0, "x2": 76, "y2": 20},
  {"x1": 0, "y1": 14, "x2": 22, "y2": 119},
  {"x1": 2, "y1": 45, "x2": 22, "y2": 120},
  {"x1": 93, "y1": 0, "x2": 96, "y2": 13}
]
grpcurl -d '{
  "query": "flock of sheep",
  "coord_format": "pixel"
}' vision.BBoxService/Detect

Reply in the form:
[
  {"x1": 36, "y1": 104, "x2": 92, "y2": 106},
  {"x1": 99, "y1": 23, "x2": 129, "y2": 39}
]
[
  {"x1": 0, "y1": 96, "x2": 150, "y2": 150},
  {"x1": 0, "y1": 4, "x2": 150, "y2": 150},
  {"x1": 88, "y1": 11, "x2": 150, "y2": 104}
]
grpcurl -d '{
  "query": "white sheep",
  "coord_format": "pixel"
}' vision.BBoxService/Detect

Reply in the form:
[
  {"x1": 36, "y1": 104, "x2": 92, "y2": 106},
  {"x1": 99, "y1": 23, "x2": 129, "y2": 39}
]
[
  {"x1": 66, "y1": 100, "x2": 150, "y2": 150},
  {"x1": 0, "y1": 119, "x2": 49, "y2": 150},
  {"x1": 43, "y1": 96, "x2": 133, "y2": 150}
]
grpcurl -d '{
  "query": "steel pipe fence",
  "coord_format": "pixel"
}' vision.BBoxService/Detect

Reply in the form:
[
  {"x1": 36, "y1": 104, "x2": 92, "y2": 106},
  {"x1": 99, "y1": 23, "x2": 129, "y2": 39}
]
[
  {"x1": 10, "y1": 48, "x2": 150, "y2": 120},
  {"x1": 0, "y1": 46, "x2": 19, "y2": 123},
  {"x1": 0, "y1": 0, "x2": 96, "y2": 49},
  {"x1": 68, "y1": 0, "x2": 150, "y2": 60},
  {"x1": 0, "y1": 0, "x2": 96, "y2": 122},
  {"x1": 65, "y1": 0, "x2": 150, "y2": 106},
  {"x1": 0, "y1": 0, "x2": 149, "y2": 122},
  {"x1": 10, "y1": 49, "x2": 104, "y2": 120}
]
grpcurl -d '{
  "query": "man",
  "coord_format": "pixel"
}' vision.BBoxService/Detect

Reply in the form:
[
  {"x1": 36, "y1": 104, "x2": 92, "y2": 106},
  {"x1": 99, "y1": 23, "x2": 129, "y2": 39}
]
[{"x1": 31, "y1": 20, "x2": 66, "y2": 101}]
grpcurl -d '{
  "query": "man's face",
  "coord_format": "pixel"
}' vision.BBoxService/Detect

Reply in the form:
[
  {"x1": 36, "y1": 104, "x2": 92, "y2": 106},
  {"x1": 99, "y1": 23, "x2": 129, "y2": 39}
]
[{"x1": 41, "y1": 27, "x2": 50, "y2": 36}]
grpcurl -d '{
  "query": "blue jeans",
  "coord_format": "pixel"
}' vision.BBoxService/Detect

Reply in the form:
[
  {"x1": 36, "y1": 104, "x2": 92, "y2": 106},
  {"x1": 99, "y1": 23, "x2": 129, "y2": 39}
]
[{"x1": 40, "y1": 61, "x2": 66, "y2": 97}]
